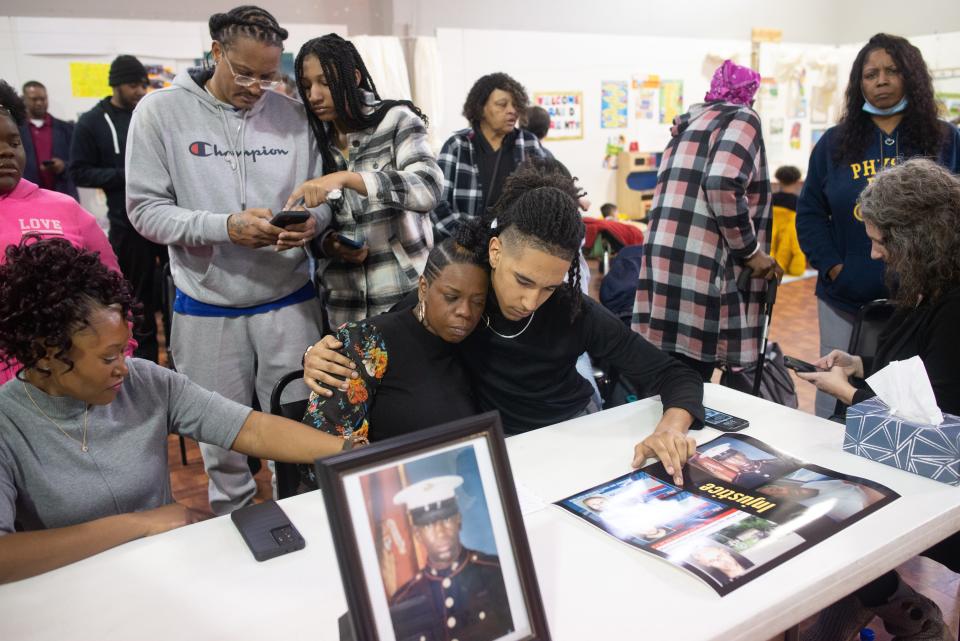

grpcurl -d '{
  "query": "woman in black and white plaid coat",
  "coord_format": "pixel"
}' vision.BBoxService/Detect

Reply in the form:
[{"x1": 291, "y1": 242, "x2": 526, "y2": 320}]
[{"x1": 287, "y1": 34, "x2": 443, "y2": 328}]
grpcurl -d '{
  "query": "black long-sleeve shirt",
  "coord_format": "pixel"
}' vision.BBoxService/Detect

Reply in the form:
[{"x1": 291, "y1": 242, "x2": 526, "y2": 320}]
[
  {"x1": 853, "y1": 286, "x2": 960, "y2": 414},
  {"x1": 460, "y1": 290, "x2": 705, "y2": 434}
]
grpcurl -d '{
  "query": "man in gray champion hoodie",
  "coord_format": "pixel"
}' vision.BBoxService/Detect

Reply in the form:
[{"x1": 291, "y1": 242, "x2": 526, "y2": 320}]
[{"x1": 126, "y1": 7, "x2": 328, "y2": 514}]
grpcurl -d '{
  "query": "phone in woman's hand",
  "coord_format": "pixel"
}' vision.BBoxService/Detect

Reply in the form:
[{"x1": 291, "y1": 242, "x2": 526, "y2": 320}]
[
  {"x1": 783, "y1": 355, "x2": 824, "y2": 374},
  {"x1": 336, "y1": 234, "x2": 365, "y2": 250}
]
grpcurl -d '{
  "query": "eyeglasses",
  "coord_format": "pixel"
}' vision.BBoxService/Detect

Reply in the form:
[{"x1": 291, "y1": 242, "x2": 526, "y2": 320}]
[{"x1": 218, "y1": 46, "x2": 281, "y2": 91}]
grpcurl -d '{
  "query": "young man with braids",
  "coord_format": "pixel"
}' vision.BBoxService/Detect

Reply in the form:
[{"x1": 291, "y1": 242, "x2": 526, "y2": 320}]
[
  {"x1": 304, "y1": 165, "x2": 705, "y2": 485},
  {"x1": 285, "y1": 34, "x2": 443, "y2": 328},
  {"x1": 125, "y1": 6, "x2": 327, "y2": 514}
]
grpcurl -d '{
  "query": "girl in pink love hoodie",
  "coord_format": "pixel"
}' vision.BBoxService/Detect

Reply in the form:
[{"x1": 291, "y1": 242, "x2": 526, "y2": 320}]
[{"x1": 0, "y1": 80, "x2": 126, "y2": 384}]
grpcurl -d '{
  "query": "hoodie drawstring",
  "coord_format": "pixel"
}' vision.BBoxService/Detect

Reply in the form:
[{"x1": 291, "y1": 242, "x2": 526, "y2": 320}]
[
  {"x1": 212, "y1": 100, "x2": 249, "y2": 211},
  {"x1": 102, "y1": 112, "x2": 120, "y2": 155}
]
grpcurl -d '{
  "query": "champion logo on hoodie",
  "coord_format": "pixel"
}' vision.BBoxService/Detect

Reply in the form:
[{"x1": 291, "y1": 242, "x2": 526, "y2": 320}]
[{"x1": 188, "y1": 141, "x2": 290, "y2": 162}]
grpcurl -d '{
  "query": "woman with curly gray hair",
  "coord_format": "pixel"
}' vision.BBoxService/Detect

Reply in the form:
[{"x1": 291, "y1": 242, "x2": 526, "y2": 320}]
[{"x1": 797, "y1": 158, "x2": 960, "y2": 641}]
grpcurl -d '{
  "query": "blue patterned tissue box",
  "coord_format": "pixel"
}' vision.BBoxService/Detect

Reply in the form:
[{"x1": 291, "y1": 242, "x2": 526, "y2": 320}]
[{"x1": 844, "y1": 397, "x2": 960, "y2": 486}]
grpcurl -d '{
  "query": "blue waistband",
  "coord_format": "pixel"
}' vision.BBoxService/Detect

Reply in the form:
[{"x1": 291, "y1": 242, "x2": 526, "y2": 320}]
[{"x1": 173, "y1": 282, "x2": 315, "y2": 318}]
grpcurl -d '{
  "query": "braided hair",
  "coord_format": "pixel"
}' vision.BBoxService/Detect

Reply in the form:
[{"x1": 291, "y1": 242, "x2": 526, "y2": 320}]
[
  {"x1": 0, "y1": 80, "x2": 26, "y2": 126},
  {"x1": 423, "y1": 219, "x2": 489, "y2": 285},
  {"x1": 295, "y1": 34, "x2": 428, "y2": 175},
  {"x1": 208, "y1": 5, "x2": 288, "y2": 49},
  {"x1": 484, "y1": 161, "x2": 586, "y2": 319}
]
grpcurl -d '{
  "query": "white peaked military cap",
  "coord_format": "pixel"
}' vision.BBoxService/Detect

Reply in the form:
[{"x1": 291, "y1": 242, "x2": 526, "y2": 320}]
[{"x1": 393, "y1": 475, "x2": 464, "y2": 526}]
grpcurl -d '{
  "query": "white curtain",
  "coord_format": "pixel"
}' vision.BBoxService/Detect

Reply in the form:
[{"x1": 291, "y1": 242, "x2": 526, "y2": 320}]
[
  {"x1": 413, "y1": 36, "x2": 444, "y2": 153},
  {"x1": 350, "y1": 35, "x2": 412, "y2": 101}
]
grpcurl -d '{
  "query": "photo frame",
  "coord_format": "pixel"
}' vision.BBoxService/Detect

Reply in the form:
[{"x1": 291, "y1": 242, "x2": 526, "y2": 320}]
[{"x1": 315, "y1": 411, "x2": 550, "y2": 641}]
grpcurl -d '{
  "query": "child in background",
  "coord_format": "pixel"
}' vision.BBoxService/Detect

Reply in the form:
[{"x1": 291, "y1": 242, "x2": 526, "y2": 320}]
[{"x1": 771, "y1": 166, "x2": 807, "y2": 276}]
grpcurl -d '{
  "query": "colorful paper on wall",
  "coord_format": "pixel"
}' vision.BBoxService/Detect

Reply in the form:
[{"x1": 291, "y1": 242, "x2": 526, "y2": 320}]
[
  {"x1": 789, "y1": 120, "x2": 803, "y2": 150},
  {"x1": 937, "y1": 93, "x2": 960, "y2": 120},
  {"x1": 659, "y1": 80, "x2": 684, "y2": 125},
  {"x1": 631, "y1": 74, "x2": 660, "y2": 122},
  {"x1": 600, "y1": 81, "x2": 628, "y2": 129},
  {"x1": 533, "y1": 91, "x2": 583, "y2": 140},
  {"x1": 145, "y1": 65, "x2": 175, "y2": 91},
  {"x1": 70, "y1": 62, "x2": 111, "y2": 98}
]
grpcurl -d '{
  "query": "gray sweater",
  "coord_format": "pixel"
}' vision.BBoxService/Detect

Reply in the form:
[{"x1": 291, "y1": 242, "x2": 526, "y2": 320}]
[
  {"x1": 125, "y1": 70, "x2": 329, "y2": 307},
  {"x1": 0, "y1": 359, "x2": 250, "y2": 533}
]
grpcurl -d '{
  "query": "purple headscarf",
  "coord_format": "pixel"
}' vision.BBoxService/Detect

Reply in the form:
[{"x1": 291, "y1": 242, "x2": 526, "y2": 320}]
[{"x1": 704, "y1": 60, "x2": 761, "y2": 106}]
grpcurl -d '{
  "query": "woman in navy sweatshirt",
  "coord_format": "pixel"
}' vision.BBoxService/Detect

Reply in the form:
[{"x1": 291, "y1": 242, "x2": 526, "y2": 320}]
[{"x1": 797, "y1": 33, "x2": 960, "y2": 418}]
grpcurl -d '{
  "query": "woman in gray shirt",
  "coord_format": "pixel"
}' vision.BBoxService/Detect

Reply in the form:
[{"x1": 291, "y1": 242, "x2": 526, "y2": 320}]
[{"x1": 0, "y1": 238, "x2": 353, "y2": 584}]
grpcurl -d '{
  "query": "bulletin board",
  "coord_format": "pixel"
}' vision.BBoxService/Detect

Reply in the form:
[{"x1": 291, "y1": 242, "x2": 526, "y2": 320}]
[{"x1": 533, "y1": 91, "x2": 584, "y2": 140}]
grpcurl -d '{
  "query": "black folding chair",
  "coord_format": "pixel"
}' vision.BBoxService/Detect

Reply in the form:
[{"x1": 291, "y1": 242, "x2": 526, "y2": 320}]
[
  {"x1": 270, "y1": 369, "x2": 310, "y2": 499},
  {"x1": 831, "y1": 299, "x2": 896, "y2": 420}
]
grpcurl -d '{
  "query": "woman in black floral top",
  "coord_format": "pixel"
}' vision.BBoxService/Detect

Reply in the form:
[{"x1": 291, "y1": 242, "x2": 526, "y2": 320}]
[{"x1": 301, "y1": 224, "x2": 488, "y2": 450}]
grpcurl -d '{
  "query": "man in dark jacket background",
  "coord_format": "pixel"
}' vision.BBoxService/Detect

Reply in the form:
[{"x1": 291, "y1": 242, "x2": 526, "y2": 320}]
[
  {"x1": 70, "y1": 55, "x2": 167, "y2": 362},
  {"x1": 20, "y1": 80, "x2": 77, "y2": 199}
]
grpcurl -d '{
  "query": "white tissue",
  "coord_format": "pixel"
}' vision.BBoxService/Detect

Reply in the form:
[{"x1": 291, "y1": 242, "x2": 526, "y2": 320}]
[{"x1": 865, "y1": 356, "x2": 944, "y2": 426}]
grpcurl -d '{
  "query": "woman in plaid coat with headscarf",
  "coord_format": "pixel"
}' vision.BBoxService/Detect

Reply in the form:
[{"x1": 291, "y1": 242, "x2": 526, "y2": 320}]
[{"x1": 633, "y1": 61, "x2": 783, "y2": 380}]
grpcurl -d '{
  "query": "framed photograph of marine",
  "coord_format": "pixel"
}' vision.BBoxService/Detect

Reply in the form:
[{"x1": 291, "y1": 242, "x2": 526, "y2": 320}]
[{"x1": 314, "y1": 410, "x2": 550, "y2": 641}]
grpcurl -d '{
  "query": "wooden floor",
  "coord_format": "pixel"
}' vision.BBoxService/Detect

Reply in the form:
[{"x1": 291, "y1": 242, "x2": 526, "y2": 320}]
[{"x1": 166, "y1": 272, "x2": 958, "y2": 641}]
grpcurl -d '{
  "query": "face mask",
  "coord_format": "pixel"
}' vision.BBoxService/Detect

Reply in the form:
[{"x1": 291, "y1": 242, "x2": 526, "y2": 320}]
[{"x1": 863, "y1": 97, "x2": 908, "y2": 116}]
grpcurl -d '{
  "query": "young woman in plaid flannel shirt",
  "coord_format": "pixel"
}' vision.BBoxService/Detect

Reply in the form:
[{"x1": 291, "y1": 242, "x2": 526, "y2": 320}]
[{"x1": 287, "y1": 34, "x2": 443, "y2": 328}]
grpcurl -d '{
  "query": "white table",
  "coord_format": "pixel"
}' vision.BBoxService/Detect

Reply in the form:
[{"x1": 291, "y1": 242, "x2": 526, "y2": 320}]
[{"x1": 3, "y1": 385, "x2": 959, "y2": 641}]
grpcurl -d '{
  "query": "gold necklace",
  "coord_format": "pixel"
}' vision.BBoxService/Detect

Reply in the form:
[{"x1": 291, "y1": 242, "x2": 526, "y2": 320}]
[{"x1": 21, "y1": 381, "x2": 90, "y2": 452}]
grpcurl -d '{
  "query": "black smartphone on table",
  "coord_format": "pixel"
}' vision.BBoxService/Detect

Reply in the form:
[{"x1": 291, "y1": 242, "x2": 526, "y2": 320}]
[
  {"x1": 783, "y1": 355, "x2": 824, "y2": 374},
  {"x1": 231, "y1": 500, "x2": 305, "y2": 562},
  {"x1": 269, "y1": 210, "x2": 310, "y2": 228},
  {"x1": 704, "y1": 407, "x2": 750, "y2": 432}
]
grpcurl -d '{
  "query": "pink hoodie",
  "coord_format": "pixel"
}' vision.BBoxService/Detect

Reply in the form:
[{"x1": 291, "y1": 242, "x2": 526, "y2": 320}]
[{"x1": 1, "y1": 179, "x2": 126, "y2": 384}]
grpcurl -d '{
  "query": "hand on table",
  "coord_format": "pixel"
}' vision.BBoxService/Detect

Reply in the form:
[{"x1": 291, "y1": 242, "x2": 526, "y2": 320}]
[
  {"x1": 134, "y1": 503, "x2": 210, "y2": 537},
  {"x1": 631, "y1": 408, "x2": 697, "y2": 486},
  {"x1": 303, "y1": 334, "x2": 359, "y2": 396}
]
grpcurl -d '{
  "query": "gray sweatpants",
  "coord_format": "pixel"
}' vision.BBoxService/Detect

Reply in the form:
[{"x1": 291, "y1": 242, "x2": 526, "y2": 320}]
[
  {"x1": 171, "y1": 298, "x2": 323, "y2": 515},
  {"x1": 816, "y1": 299, "x2": 856, "y2": 419}
]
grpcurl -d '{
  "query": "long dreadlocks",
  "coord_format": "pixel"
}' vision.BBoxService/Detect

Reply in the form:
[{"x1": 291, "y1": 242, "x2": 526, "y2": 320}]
[{"x1": 295, "y1": 34, "x2": 428, "y2": 175}]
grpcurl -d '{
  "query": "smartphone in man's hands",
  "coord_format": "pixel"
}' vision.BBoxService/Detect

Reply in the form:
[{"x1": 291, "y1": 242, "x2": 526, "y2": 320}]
[{"x1": 269, "y1": 211, "x2": 311, "y2": 228}]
